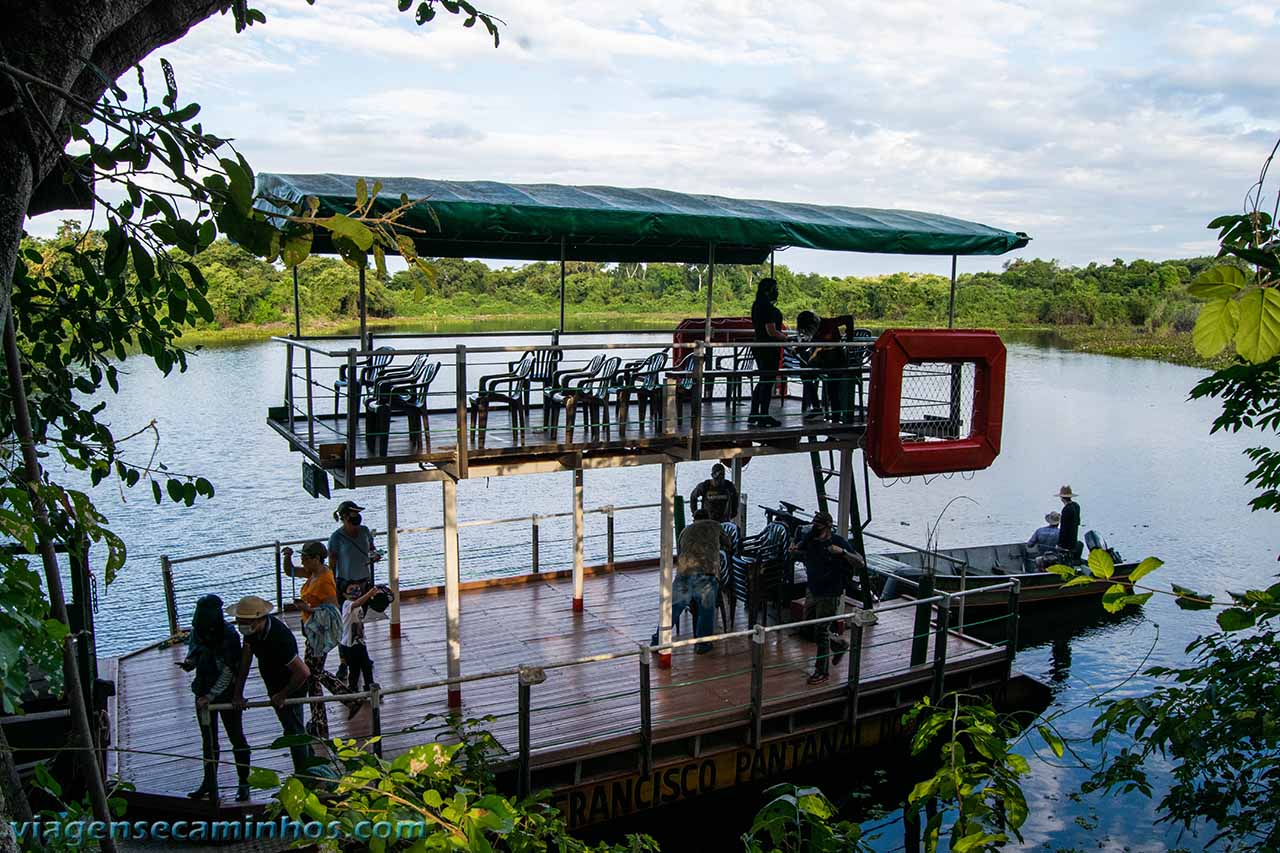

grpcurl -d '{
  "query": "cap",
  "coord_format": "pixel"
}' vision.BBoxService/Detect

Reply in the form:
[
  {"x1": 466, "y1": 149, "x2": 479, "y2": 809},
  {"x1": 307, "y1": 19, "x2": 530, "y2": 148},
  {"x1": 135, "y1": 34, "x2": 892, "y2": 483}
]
[
  {"x1": 336, "y1": 500, "x2": 365, "y2": 515},
  {"x1": 301, "y1": 540, "x2": 328, "y2": 559},
  {"x1": 812, "y1": 511, "x2": 834, "y2": 528}
]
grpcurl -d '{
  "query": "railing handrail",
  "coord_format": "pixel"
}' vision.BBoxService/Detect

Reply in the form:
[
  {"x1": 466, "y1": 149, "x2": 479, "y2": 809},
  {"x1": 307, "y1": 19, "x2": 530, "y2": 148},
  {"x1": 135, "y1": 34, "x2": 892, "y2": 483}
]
[
  {"x1": 863, "y1": 530, "x2": 970, "y2": 566},
  {"x1": 274, "y1": 336, "x2": 877, "y2": 360}
]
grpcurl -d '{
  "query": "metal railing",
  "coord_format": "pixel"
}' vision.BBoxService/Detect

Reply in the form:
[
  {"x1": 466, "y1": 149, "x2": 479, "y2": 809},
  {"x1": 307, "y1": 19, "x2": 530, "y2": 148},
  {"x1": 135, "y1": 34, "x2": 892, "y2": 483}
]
[{"x1": 199, "y1": 578, "x2": 1019, "y2": 798}]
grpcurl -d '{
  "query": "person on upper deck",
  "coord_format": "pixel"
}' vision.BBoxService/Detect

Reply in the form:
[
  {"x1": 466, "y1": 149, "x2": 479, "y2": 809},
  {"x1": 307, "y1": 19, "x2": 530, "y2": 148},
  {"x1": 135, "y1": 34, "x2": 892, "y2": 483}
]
[
  {"x1": 1027, "y1": 511, "x2": 1061, "y2": 552},
  {"x1": 690, "y1": 463, "x2": 739, "y2": 524},
  {"x1": 227, "y1": 596, "x2": 311, "y2": 774},
  {"x1": 749, "y1": 277, "x2": 787, "y2": 429},
  {"x1": 181, "y1": 594, "x2": 251, "y2": 803},
  {"x1": 796, "y1": 310, "x2": 856, "y2": 423},
  {"x1": 792, "y1": 511, "x2": 865, "y2": 685},
  {"x1": 1055, "y1": 486, "x2": 1082, "y2": 557}
]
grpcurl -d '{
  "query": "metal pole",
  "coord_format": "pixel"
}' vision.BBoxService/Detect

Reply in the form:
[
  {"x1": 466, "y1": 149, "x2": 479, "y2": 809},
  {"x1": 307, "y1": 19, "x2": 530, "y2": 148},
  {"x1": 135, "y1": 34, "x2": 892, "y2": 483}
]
[
  {"x1": 931, "y1": 596, "x2": 951, "y2": 701},
  {"x1": 947, "y1": 255, "x2": 957, "y2": 329},
  {"x1": 358, "y1": 264, "x2": 368, "y2": 350},
  {"x1": 911, "y1": 569, "x2": 934, "y2": 667},
  {"x1": 292, "y1": 266, "x2": 302, "y2": 337},
  {"x1": 304, "y1": 349, "x2": 315, "y2": 449},
  {"x1": 386, "y1": 473, "x2": 401, "y2": 639},
  {"x1": 1006, "y1": 579, "x2": 1021, "y2": 679},
  {"x1": 443, "y1": 478, "x2": 462, "y2": 708},
  {"x1": 657, "y1": 461, "x2": 676, "y2": 669},
  {"x1": 606, "y1": 508, "x2": 615, "y2": 569},
  {"x1": 345, "y1": 348, "x2": 358, "y2": 485},
  {"x1": 749, "y1": 623, "x2": 765, "y2": 747},
  {"x1": 703, "y1": 242, "x2": 716, "y2": 344},
  {"x1": 369, "y1": 683, "x2": 383, "y2": 757},
  {"x1": 638, "y1": 654, "x2": 653, "y2": 774},
  {"x1": 455, "y1": 344, "x2": 469, "y2": 478},
  {"x1": 531, "y1": 516, "x2": 540, "y2": 574},
  {"x1": 558, "y1": 236, "x2": 566, "y2": 333},
  {"x1": 285, "y1": 344, "x2": 295, "y2": 434},
  {"x1": 845, "y1": 621, "x2": 864, "y2": 726},
  {"x1": 517, "y1": 675, "x2": 532, "y2": 797},
  {"x1": 836, "y1": 448, "x2": 853, "y2": 539},
  {"x1": 769, "y1": 250, "x2": 775, "y2": 279},
  {"x1": 572, "y1": 469, "x2": 585, "y2": 612},
  {"x1": 160, "y1": 556, "x2": 179, "y2": 637},
  {"x1": 663, "y1": 373, "x2": 677, "y2": 435},
  {"x1": 809, "y1": 450, "x2": 829, "y2": 516},
  {"x1": 731, "y1": 459, "x2": 744, "y2": 535},
  {"x1": 958, "y1": 563, "x2": 967, "y2": 632},
  {"x1": 690, "y1": 343, "x2": 704, "y2": 459},
  {"x1": 847, "y1": 458, "x2": 873, "y2": 610},
  {"x1": 273, "y1": 541, "x2": 283, "y2": 615}
]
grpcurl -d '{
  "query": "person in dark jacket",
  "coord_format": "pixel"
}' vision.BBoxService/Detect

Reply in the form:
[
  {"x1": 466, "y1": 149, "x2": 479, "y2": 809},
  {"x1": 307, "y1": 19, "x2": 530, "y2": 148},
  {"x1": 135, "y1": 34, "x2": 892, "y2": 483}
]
[
  {"x1": 180, "y1": 594, "x2": 251, "y2": 802},
  {"x1": 1055, "y1": 485, "x2": 1082, "y2": 557},
  {"x1": 749, "y1": 278, "x2": 788, "y2": 428},
  {"x1": 793, "y1": 511, "x2": 866, "y2": 685}
]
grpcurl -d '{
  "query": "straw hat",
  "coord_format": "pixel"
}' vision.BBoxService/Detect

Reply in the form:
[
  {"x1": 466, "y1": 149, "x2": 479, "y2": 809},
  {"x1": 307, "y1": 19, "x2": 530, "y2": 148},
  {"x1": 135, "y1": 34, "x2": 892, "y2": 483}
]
[
  {"x1": 1045, "y1": 511, "x2": 1061, "y2": 525},
  {"x1": 1055, "y1": 485, "x2": 1078, "y2": 499},
  {"x1": 224, "y1": 595, "x2": 274, "y2": 621}
]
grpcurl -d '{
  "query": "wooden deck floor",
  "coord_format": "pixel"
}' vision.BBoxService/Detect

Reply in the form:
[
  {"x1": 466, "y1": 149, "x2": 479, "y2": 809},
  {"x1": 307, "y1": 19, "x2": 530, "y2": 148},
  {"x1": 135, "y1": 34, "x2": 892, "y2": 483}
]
[
  {"x1": 273, "y1": 393, "x2": 869, "y2": 472},
  {"x1": 111, "y1": 564, "x2": 1000, "y2": 800}
]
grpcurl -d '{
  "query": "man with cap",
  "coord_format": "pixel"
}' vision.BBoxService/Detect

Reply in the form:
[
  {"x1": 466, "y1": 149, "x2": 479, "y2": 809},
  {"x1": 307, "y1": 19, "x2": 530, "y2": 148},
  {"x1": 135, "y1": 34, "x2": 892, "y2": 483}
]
[
  {"x1": 1027, "y1": 511, "x2": 1061, "y2": 553},
  {"x1": 793, "y1": 511, "x2": 865, "y2": 685},
  {"x1": 689, "y1": 463, "x2": 739, "y2": 524},
  {"x1": 227, "y1": 595, "x2": 312, "y2": 773},
  {"x1": 1055, "y1": 486, "x2": 1082, "y2": 558},
  {"x1": 328, "y1": 500, "x2": 381, "y2": 593}
]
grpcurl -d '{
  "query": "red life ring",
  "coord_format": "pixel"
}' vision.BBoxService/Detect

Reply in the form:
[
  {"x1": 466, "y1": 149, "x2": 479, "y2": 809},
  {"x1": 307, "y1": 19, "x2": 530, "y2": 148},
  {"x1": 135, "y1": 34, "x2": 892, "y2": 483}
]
[{"x1": 866, "y1": 329, "x2": 1006, "y2": 477}]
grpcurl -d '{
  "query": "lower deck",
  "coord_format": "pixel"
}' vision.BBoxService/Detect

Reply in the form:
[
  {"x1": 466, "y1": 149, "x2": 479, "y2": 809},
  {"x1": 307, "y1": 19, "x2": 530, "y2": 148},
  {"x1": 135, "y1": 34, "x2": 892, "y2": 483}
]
[{"x1": 112, "y1": 562, "x2": 1008, "y2": 809}]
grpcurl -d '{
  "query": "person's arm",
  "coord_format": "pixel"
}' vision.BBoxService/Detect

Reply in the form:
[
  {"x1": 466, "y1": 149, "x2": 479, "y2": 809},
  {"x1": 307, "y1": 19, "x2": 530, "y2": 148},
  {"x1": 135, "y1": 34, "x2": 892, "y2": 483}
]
[
  {"x1": 355, "y1": 587, "x2": 378, "y2": 608},
  {"x1": 689, "y1": 481, "x2": 704, "y2": 511},
  {"x1": 728, "y1": 483, "x2": 739, "y2": 518},
  {"x1": 763, "y1": 322, "x2": 787, "y2": 341},
  {"x1": 232, "y1": 642, "x2": 252, "y2": 708},
  {"x1": 835, "y1": 315, "x2": 855, "y2": 338},
  {"x1": 280, "y1": 547, "x2": 305, "y2": 579},
  {"x1": 1027, "y1": 531, "x2": 1039, "y2": 547},
  {"x1": 365, "y1": 527, "x2": 382, "y2": 563},
  {"x1": 270, "y1": 656, "x2": 310, "y2": 708}
]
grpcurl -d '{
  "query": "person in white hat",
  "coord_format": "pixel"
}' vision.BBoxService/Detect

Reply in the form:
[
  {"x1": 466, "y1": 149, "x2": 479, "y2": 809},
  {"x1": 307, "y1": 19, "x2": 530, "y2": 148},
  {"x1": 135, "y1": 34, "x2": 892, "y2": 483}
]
[
  {"x1": 1055, "y1": 486, "x2": 1082, "y2": 557},
  {"x1": 1026, "y1": 511, "x2": 1061, "y2": 553},
  {"x1": 227, "y1": 595, "x2": 312, "y2": 773}
]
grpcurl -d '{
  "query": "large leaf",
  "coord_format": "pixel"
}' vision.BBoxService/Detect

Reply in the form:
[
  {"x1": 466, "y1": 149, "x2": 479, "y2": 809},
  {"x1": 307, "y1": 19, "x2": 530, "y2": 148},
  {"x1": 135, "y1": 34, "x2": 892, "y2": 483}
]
[
  {"x1": 1038, "y1": 725, "x2": 1065, "y2": 759},
  {"x1": 1102, "y1": 583, "x2": 1130, "y2": 613},
  {"x1": 322, "y1": 214, "x2": 375, "y2": 251},
  {"x1": 1172, "y1": 583, "x2": 1214, "y2": 610},
  {"x1": 1234, "y1": 287, "x2": 1280, "y2": 364},
  {"x1": 1088, "y1": 548, "x2": 1115, "y2": 580},
  {"x1": 1217, "y1": 607, "x2": 1256, "y2": 632},
  {"x1": 1188, "y1": 264, "x2": 1247, "y2": 299},
  {"x1": 1126, "y1": 556, "x2": 1164, "y2": 585},
  {"x1": 1192, "y1": 298, "x2": 1239, "y2": 357}
]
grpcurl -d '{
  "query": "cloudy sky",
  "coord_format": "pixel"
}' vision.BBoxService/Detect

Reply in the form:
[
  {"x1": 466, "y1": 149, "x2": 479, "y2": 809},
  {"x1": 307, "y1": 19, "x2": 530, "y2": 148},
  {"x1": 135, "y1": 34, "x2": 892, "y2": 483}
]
[{"x1": 32, "y1": 0, "x2": 1280, "y2": 276}]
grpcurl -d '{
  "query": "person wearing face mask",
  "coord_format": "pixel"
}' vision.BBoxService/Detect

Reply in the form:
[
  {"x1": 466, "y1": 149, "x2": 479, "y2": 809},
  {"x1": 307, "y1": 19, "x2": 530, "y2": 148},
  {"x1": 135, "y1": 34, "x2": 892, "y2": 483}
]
[
  {"x1": 327, "y1": 501, "x2": 380, "y2": 593},
  {"x1": 227, "y1": 595, "x2": 312, "y2": 773},
  {"x1": 689, "y1": 463, "x2": 739, "y2": 524},
  {"x1": 749, "y1": 277, "x2": 788, "y2": 429},
  {"x1": 340, "y1": 579, "x2": 380, "y2": 699},
  {"x1": 180, "y1": 594, "x2": 250, "y2": 802},
  {"x1": 796, "y1": 310, "x2": 856, "y2": 423}
]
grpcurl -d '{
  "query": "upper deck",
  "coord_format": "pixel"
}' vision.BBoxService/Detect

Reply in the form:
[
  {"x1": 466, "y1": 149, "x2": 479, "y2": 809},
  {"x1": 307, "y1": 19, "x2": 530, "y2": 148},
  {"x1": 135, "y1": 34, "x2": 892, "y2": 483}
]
[{"x1": 268, "y1": 330, "x2": 974, "y2": 488}]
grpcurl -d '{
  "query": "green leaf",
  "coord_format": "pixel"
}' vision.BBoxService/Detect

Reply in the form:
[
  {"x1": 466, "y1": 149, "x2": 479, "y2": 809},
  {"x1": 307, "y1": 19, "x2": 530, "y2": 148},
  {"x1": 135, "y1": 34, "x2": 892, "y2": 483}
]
[
  {"x1": 1038, "y1": 725, "x2": 1065, "y2": 758},
  {"x1": 278, "y1": 777, "x2": 306, "y2": 819},
  {"x1": 1193, "y1": 298, "x2": 1239, "y2": 358},
  {"x1": 166, "y1": 479, "x2": 182, "y2": 502},
  {"x1": 1120, "y1": 592, "x2": 1153, "y2": 608},
  {"x1": 1007, "y1": 752, "x2": 1031, "y2": 774},
  {"x1": 282, "y1": 231, "x2": 312, "y2": 268},
  {"x1": 1045, "y1": 563, "x2": 1075, "y2": 580},
  {"x1": 1064, "y1": 575, "x2": 1096, "y2": 588},
  {"x1": 1088, "y1": 548, "x2": 1115, "y2": 580},
  {"x1": 247, "y1": 767, "x2": 280, "y2": 789},
  {"x1": 1172, "y1": 583, "x2": 1214, "y2": 610},
  {"x1": 1188, "y1": 264, "x2": 1247, "y2": 299},
  {"x1": 423, "y1": 788, "x2": 443, "y2": 809},
  {"x1": 1126, "y1": 556, "x2": 1163, "y2": 585},
  {"x1": 355, "y1": 177, "x2": 368, "y2": 210},
  {"x1": 1102, "y1": 583, "x2": 1129, "y2": 613},
  {"x1": 1217, "y1": 607, "x2": 1256, "y2": 632},
  {"x1": 151, "y1": 479, "x2": 162, "y2": 504},
  {"x1": 1234, "y1": 287, "x2": 1280, "y2": 363},
  {"x1": 321, "y1": 214, "x2": 375, "y2": 251},
  {"x1": 220, "y1": 156, "x2": 254, "y2": 216}
]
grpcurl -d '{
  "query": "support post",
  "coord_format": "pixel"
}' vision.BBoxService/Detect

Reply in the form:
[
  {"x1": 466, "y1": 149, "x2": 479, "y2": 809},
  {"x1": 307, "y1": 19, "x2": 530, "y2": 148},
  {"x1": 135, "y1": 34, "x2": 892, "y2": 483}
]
[
  {"x1": 386, "y1": 472, "x2": 401, "y2": 639},
  {"x1": 836, "y1": 448, "x2": 853, "y2": 539},
  {"x1": 161, "y1": 556, "x2": 179, "y2": 637},
  {"x1": 657, "y1": 461, "x2": 677, "y2": 669},
  {"x1": 690, "y1": 343, "x2": 704, "y2": 459},
  {"x1": 606, "y1": 508, "x2": 615, "y2": 569},
  {"x1": 845, "y1": 620, "x2": 864, "y2": 726},
  {"x1": 947, "y1": 255, "x2": 957, "y2": 329},
  {"x1": 749, "y1": 624, "x2": 766, "y2": 747},
  {"x1": 304, "y1": 349, "x2": 315, "y2": 449},
  {"x1": 638, "y1": 653, "x2": 653, "y2": 774},
  {"x1": 292, "y1": 266, "x2": 302, "y2": 337},
  {"x1": 345, "y1": 348, "x2": 358, "y2": 485},
  {"x1": 809, "y1": 450, "x2": 829, "y2": 516},
  {"x1": 443, "y1": 478, "x2": 462, "y2": 708},
  {"x1": 731, "y1": 458, "x2": 745, "y2": 534},
  {"x1": 931, "y1": 596, "x2": 951, "y2": 701},
  {"x1": 911, "y1": 570, "x2": 934, "y2": 667},
  {"x1": 572, "y1": 469, "x2": 585, "y2": 612},
  {"x1": 517, "y1": 670, "x2": 533, "y2": 798},
  {"x1": 455, "y1": 344, "x2": 469, "y2": 478},
  {"x1": 531, "y1": 516, "x2": 540, "y2": 573},
  {"x1": 1006, "y1": 579, "x2": 1021, "y2": 679},
  {"x1": 285, "y1": 344, "x2": 295, "y2": 433},
  {"x1": 273, "y1": 541, "x2": 283, "y2": 616},
  {"x1": 558, "y1": 236, "x2": 566, "y2": 333},
  {"x1": 358, "y1": 264, "x2": 368, "y2": 350},
  {"x1": 703, "y1": 242, "x2": 716, "y2": 344},
  {"x1": 663, "y1": 374, "x2": 677, "y2": 435},
  {"x1": 369, "y1": 683, "x2": 383, "y2": 757}
]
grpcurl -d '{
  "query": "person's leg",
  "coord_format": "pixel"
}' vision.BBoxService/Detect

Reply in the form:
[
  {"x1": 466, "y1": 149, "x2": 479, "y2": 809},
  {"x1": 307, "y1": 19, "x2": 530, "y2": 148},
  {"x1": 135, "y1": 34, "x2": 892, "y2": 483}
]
[
  {"x1": 671, "y1": 574, "x2": 694, "y2": 634},
  {"x1": 692, "y1": 575, "x2": 717, "y2": 650},
  {"x1": 220, "y1": 708, "x2": 252, "y2": 796},
  {"x1": 341, "y1": 644, "x2": 359, "y2": 692},
  {"x1": 355, "y1": 644, "x2": 375, "y2": 689},
  {"x1": 303, "y1": 647, "x2": 330, "y2": 739},
  {"x1": 190, "y1": 710, "x2": 217, "y2": 797},
  {"x1": 809, "y1": 595, "x2": 838, "y2": 680},
  {"x1": 274, "y1": 701, "x2": 310, "y2": 775}
]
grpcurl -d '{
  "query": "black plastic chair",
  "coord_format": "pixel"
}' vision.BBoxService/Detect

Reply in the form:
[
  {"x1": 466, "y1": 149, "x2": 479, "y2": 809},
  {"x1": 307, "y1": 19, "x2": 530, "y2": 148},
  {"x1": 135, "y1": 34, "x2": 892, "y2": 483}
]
[
  {"x1": 615, "y1": 351, "x2": 668, "y2": 434},
  {"x1": 728, "y1": 521, "x2": 791, "y2": 628},
  {"x1": 366, "y1": 361, "x2": 440, "y2": 454},
  {"x1": 542, "y1": 354, "x2": 603, "y2": 435},
  {"x1": 471, "y1": 352, "x2": 535, "y2": 446},
  {"x1": 334, "y1": 346, "x2": 395, "y2": 419}
]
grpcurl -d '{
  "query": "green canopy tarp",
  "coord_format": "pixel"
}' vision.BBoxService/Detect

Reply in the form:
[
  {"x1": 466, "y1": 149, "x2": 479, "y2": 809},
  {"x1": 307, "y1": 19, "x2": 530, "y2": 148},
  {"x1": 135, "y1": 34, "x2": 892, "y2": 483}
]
[{"x1": 254, "y1": 173, "x2": 1029, "y2": 264}]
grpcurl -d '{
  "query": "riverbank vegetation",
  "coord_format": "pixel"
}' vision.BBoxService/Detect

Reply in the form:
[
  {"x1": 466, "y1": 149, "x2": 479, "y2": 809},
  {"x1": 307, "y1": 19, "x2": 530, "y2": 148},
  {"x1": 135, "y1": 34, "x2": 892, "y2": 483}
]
[{"x1": 23, "y1": 223, "x2": 1226, "y2": 367}]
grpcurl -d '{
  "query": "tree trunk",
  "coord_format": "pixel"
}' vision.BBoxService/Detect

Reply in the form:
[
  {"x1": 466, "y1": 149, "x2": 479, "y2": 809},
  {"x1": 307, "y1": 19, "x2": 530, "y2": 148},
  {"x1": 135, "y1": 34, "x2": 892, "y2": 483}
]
[
  {"x1": 0, "y1": 721, "x2": 32, "y2": 836},
  {"x1": 3, "y1": 310, "x2": 116, "y2": 853}
]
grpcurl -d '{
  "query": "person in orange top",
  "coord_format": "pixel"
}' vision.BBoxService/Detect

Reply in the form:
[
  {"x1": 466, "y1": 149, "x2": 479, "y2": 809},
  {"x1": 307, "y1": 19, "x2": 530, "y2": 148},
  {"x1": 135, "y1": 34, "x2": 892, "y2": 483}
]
[{"x1": 282, "y1": 540, "x2": 357, "y2": 738}]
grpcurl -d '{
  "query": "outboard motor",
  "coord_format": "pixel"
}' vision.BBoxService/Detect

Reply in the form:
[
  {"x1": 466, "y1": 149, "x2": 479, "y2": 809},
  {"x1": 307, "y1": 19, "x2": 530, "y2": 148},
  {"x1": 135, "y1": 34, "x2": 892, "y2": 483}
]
[{"x1": 1084, "y1": 530, "x2": 1123, "y2": 564}]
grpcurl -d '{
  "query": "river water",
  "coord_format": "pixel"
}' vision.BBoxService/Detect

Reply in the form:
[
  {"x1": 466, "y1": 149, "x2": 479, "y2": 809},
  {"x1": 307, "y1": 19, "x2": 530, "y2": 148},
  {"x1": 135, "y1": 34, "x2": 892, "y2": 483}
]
[{"x1": 63, "y1": 328, "x2": 1273, "y2": 850}]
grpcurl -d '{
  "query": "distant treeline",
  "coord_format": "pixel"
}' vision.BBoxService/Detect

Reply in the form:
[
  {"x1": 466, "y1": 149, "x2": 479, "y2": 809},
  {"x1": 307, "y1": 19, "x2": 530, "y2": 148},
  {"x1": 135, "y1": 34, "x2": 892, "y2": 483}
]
[{"x1": 25, "y1": 222, "x2": 1215, "y2": 331}]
